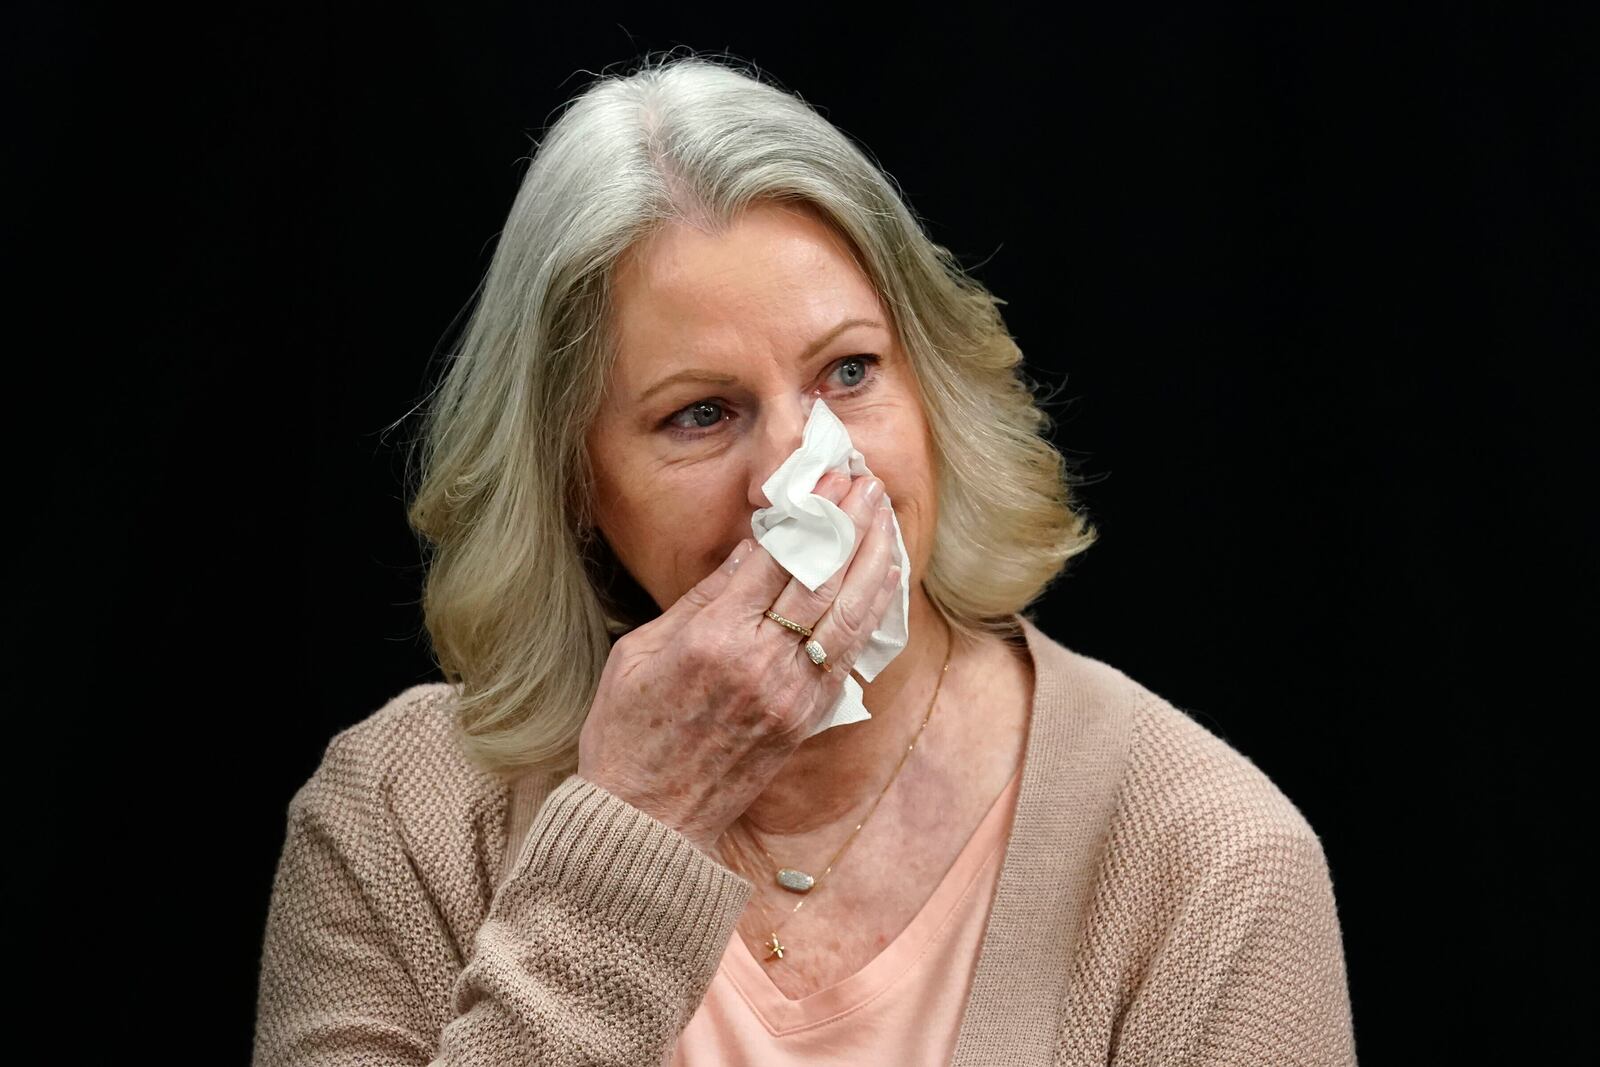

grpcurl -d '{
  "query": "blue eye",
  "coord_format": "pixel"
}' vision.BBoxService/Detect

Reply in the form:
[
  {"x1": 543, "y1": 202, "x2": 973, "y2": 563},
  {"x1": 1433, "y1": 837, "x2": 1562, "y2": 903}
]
[
  {"x1": 676, "y1": 401, "x2": 725, "y2": 433},
  {"x1": 662, "y1": 355, "x2": 882, "y2": 440},
  {"x1": 837, "y1": 356, "x2": 868, "y2": 388}
]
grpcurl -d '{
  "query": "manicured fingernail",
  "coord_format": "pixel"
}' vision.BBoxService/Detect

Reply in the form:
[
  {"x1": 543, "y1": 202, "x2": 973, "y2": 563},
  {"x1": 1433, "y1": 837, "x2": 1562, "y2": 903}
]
[
  {"x1": 724, "y1": 539, "x2": 752, "y2": 571},
  {"x1": 882, "y1": 566, "x2": 902, "y2": 590},
  {"x1": 863, "y1": 478, "x2": 884, "y2": 505}
]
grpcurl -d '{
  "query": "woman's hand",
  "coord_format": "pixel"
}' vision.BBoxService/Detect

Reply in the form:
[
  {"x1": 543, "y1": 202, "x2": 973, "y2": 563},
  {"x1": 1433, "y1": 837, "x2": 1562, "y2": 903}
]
[{"x1": 576, "y1": 471, "x2": 902, "y2": 854}]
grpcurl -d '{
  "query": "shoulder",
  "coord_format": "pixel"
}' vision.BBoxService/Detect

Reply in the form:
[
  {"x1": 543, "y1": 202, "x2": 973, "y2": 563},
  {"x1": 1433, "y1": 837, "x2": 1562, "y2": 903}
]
[
  {"x1": 1093, "y1": 686, "x2": 1337, "y2": 941},
  {"x1": 1104, "y1": 694, "x2": 1353, "y2": 1055},
  {"x1": 1123, "y1": 692, "x2": 1324, "y2": 861},
  {"x1": 269, "y1": 683, "x2": 515, "y2": 1001},
  {"x1": 1021, "y1": 640, "x2": 1355, "y2": 1054},
  {"x1": 1059, "y1": 659, "x2": 1342, "y2": 965},
  {"x1": 296, "y1": 683, "x2": 477, "y2": 797},
  {"x1": 289, "y1": 682, "x2": 509, "y2": 868},
  {"x1": 1022, "y1": 616, "x2": 1327, "y2": 874}
]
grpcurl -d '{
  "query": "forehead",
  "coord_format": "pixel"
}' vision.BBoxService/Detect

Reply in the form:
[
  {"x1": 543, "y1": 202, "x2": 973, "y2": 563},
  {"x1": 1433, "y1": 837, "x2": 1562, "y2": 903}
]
[{"x1": 609, "y1": 202, "x2": 885, "y2": 365}]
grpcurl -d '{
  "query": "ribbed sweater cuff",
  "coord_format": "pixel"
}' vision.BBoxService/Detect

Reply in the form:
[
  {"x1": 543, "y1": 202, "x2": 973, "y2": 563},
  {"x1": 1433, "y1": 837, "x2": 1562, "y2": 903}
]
[{"x1": 516, "y1": 774, "x2": 754, "y2": 977}]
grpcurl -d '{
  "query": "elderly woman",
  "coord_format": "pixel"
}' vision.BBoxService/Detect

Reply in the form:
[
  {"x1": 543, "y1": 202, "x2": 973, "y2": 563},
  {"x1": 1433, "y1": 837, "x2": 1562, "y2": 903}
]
[{"x1": 253, "y1": 56, "x2": 1356, "y2": 1066}]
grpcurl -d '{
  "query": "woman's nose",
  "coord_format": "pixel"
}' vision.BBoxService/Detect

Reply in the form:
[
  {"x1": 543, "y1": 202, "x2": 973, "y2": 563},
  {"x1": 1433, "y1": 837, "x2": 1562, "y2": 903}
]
[{"x1": 747, "y1": 392, "x2": 819, "y2": 508}]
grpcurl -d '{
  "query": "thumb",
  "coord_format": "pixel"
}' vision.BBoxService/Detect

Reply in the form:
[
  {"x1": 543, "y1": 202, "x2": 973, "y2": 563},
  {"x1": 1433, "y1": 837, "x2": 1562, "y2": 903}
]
[{"x1": 659, "y1": 538, "x2": 756, "y2": 624}]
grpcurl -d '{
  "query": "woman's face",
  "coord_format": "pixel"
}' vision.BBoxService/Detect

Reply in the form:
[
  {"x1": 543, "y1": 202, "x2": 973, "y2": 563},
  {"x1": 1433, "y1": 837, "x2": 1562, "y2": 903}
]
[{"x1": 586, "y1": 200, "x2": 938, "y2": 614}]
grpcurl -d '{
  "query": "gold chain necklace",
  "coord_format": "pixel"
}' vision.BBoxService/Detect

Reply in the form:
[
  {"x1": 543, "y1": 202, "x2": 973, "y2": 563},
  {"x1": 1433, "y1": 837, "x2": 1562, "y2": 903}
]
[{"x1": 736, "y1": 623, "x2": 953, "y2": 963}]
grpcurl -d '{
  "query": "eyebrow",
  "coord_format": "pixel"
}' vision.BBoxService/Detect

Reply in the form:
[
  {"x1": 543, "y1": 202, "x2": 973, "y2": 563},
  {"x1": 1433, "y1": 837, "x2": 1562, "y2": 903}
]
[{"x1": 636, "y1": 317, "x2": 885, "y2": 405}]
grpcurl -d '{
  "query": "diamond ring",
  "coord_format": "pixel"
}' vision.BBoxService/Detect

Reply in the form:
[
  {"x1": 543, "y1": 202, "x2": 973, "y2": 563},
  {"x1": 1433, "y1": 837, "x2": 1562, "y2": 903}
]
[
  {"x1": 803, "y1": 639, "x2": 832, "y2": 672},
  {"x1": 763, "y1": 609, "x2": 814, "y2": 638}
]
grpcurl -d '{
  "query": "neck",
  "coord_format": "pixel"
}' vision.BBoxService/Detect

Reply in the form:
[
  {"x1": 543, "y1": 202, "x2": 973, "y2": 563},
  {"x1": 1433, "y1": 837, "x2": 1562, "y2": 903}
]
[{"x1": 725, "y1": 585, "x2": 960, "y2": 845}]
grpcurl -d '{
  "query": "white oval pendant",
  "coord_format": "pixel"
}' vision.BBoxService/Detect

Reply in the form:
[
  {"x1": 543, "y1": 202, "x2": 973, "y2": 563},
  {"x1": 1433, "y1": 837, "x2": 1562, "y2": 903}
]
[{"x1": 776, "y1": 867, "x2": 815, "y2": 892}]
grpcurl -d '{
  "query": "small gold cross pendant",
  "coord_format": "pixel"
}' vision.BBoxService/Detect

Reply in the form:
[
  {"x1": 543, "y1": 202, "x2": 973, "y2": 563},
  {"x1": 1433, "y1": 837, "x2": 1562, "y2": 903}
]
[{"x1": 764, "y1": 932, "x2": 785, "y2": 960}]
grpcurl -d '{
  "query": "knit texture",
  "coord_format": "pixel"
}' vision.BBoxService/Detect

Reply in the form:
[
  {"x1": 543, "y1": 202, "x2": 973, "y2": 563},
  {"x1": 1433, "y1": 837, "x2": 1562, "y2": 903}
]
[{"x1": 252, "y1": 615, "x2": 1356, "y2": 1065}]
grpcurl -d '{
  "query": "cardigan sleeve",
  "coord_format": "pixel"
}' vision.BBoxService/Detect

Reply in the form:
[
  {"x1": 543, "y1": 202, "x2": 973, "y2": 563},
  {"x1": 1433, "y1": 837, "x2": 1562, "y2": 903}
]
[
  {"x1": 1187, "y1": 830, "x2": 1357, "y2": 1065},
  {"x1": 252, "y1": 744, "x2": 753, "y2": 1066},
  {"x1": 1113, "y1": 827, "x2": 1359, "y2": 1066},
  {"x1": 437, "y1": 775, "x2": 754, "y2": 1064}
]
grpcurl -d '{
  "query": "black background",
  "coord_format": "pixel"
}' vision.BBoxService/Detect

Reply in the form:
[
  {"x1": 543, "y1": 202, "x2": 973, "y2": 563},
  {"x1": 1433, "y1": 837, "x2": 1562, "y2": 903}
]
[{"x1": 16, "y1": 4, "x2": 1593, "y2": 1060}]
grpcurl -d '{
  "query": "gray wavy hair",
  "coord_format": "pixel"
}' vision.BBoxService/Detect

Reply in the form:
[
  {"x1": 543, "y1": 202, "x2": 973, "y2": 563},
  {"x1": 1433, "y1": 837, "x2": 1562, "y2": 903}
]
[{"x1": 399, "y1": 52, "x2": 1099, "y2": 781}]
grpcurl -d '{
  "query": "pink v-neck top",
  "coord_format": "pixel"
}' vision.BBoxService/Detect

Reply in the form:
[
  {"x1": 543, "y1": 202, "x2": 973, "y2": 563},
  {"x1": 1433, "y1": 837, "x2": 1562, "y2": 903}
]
[{"x1": 669, "y1": 762, "x2": 1023, "y2": 1066}]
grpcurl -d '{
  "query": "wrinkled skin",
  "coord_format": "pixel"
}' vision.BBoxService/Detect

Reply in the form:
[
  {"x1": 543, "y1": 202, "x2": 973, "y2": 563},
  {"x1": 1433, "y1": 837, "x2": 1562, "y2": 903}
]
[{"x1": 577, "y1": 474, "x2": 900, "y2": 852}]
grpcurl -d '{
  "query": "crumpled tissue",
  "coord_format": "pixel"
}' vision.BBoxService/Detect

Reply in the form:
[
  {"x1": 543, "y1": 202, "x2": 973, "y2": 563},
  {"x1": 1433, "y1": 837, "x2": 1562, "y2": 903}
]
[{"x1": 749, "y1": 398, "x2": 910, "y2": 738}]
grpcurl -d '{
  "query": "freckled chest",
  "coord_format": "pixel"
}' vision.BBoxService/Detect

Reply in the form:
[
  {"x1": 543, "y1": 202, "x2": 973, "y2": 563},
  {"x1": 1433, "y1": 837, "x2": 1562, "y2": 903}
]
[{"x1": 730, "y1": 643, "x2": 1030, "y2": 1000}]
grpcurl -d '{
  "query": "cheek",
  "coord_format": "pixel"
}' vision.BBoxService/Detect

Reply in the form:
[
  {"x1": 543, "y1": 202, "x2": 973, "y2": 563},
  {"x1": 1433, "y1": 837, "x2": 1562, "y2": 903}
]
[
  {"x1": 852, "y1": 422, "x2": 936, "y2": 554},
  {"x1": 852, "y1": 416, "x2": 934, "y2": 505},
  {"x1": 605, "y1": 475, "x2": 748, "y2": 580}
]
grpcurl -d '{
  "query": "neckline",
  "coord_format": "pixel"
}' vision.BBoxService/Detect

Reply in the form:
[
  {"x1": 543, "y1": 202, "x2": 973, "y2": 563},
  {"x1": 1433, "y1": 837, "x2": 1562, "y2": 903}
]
[
  {"x1": 496, "y1": 613, "x2": 1142, "y2": 1064},
  {"x1": 718, "y1": 759, "x2": 1023, "y2": 1034}
]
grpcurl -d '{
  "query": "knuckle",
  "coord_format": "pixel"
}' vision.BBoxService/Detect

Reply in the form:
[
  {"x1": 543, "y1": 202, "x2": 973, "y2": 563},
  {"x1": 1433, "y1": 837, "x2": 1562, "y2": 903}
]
[
  {"x1": 678, "y1": 582, "x2": 716, "y2": 611},
  {"x1": 806, "y1": 575, "x2": 843, "y2": 610},
  {"x1": 832, "y1": 588, "x2": 868, "y2": 633}
]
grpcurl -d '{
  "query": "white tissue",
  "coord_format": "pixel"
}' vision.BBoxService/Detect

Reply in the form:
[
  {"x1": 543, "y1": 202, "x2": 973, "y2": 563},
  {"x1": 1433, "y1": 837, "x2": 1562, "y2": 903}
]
[{"x1": 749, "y1": 398, "x2": 911, "y2": 738}]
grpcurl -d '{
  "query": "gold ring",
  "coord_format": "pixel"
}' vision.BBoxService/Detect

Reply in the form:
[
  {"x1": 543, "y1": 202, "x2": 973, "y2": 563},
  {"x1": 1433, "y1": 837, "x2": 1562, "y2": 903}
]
[
  {"x1": 763, "y1": 609, "x2": 814, "y2": 638},
  {"x1": 804, "y1": 639, "x2": 833, "y2": 672}
]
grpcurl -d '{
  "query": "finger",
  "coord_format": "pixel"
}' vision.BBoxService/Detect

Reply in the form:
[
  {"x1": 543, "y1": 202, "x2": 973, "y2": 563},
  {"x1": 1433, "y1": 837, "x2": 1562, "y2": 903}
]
[
  {"x1": 663, "y1": 470, "x2": 846, "y2": 624},
  {"x1": 839, "y1": 559, "x2": 903, "y2": 683},
  {"x1": 659, "y1": 537, "x2": 757, "y2": 623},
  {"x1": 759, "y1": 473, "x2": 886, "y2": 631},
  {"x1": 794, "y1": 554, "x2": 903, "y2": 732},
  {"x1": 813, "y1": 470, "x2": 850, "y2": 504},
  {"x1": 712, "y1": 470, "x2": 858, "y2": 621},
  {"x1": 803, "y1": 500, "x2": 899, "y2": 670}
]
